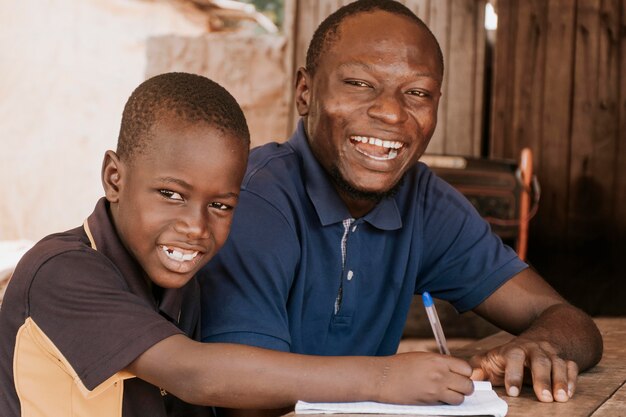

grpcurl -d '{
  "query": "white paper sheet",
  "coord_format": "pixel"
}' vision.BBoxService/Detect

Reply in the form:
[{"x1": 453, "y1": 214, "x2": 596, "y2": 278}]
[{"x1": 295, "y1": 381, "x2": 507, "y2": 417}]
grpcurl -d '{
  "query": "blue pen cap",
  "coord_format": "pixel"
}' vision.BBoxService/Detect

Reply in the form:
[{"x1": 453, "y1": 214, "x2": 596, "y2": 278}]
[{"x1": 422, "y1": 291, "x2": 434, "y2": 307}]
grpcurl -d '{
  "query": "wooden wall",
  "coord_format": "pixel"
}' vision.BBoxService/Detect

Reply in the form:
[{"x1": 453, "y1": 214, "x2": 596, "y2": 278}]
[
  {"x1": 490, "y1": 0, "x2": 626, "y2": 249},
  {"x1": 283, "y1": 0, "x2": 488, "y2": 156}
]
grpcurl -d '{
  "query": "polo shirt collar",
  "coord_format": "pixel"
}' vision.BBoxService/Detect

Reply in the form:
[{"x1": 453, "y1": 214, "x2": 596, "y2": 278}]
[
  {"x1": 288, "y1": 120, "x2": 402, "y2": 230},
  {"x1": 84, "y1": 198, "x2": 184, "y2": 322}
]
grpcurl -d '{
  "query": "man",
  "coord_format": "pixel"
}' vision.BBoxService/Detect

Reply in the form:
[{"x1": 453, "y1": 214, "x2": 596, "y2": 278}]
[{"x1": 199, "y1": 0, "x2": 603, "y2": 410}]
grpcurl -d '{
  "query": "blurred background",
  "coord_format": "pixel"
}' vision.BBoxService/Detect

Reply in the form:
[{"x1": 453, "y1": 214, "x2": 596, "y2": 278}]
[{"x1": 1, "y1": 0, "x2": 624, "y2": 320}]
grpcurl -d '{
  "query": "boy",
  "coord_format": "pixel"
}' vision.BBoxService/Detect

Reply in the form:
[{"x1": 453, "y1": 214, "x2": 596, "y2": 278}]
[{"x1": 0, "y1": 72, "x2": 474, "y2": 417}]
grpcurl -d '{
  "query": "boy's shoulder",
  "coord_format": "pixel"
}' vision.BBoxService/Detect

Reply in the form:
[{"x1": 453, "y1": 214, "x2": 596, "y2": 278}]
[
  {"x1": 7, "y1": 225, "x2": 123, "y2": 304},
  {"x1": 16, "y1": 226, "x2": 96, "y2": 277}
]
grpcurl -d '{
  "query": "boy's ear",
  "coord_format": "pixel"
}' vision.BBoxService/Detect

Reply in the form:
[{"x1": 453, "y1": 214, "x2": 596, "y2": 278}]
[
  {"x1": 295, "y1": 67, "x2": 311, "y2": 117},
  {"x1": 101, "y1": 150, "x2": 124, "y2": 203}
]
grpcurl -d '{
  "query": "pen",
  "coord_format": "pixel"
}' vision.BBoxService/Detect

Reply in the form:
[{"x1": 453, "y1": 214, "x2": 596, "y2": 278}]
[{"x1": 422, "y1": 292, "x2": 451, "y2": 355}]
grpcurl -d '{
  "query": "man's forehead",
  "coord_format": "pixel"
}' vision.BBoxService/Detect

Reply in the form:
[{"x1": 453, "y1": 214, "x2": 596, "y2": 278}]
[
  {"x1": 319, "y1": 12, "x2": 442, "y2": 79},
  {"x1": 328, "y1": 11, "x2": 434, "y2": 55}
]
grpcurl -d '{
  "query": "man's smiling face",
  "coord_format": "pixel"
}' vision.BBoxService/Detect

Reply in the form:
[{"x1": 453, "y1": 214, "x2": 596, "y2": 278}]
[{"x1": 296, "y1": 10, "x2": 442, "y2": 214}]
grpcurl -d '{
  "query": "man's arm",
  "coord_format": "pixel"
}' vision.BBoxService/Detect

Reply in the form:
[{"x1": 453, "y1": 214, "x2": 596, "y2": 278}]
[
  {"x1": 471, "y1": 268, "x2": 603, "y2": 402},
  {"x1": 126, "y1": 334, "x2": 476, "y2": 408}
]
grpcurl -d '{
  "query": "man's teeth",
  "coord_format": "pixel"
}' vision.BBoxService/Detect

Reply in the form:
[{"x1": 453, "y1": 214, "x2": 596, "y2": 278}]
[
  {"x1": 351, "y1": 136, "x2": 403, "y2": 150},
  {"x1": 351, "y1": 136, "x2": 401, "y2": 160},
  {"x1": 162, "y1": 246, "x2": 199, "y2": 262}
]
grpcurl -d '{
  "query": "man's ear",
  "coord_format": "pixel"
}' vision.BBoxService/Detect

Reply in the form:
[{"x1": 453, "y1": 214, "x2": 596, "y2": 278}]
[
  {"x1": 101, "y1": 150, "x2": 124, "y2": 203},
  {"x1": 295, "y1": 67, "x2": 312, "y2": 117}
]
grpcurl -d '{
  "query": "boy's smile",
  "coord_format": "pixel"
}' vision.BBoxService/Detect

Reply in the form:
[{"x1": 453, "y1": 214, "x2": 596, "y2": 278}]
[{"x1": 103, "y1": 115, "x2": 248, "y2": 289}]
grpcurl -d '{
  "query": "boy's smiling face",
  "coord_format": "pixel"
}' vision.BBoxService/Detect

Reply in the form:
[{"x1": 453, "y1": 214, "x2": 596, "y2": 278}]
[{"x1": 103, "y1": 115, "x2": 248, "y2": 289}]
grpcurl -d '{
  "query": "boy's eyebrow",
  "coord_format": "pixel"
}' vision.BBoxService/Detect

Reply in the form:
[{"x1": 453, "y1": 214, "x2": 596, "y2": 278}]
[
  {"x1": 157, "y1": 177, "x2": 193, "y2": 189},
  {"x1": 156, "y1": 177, "x2": 239, "y2": 199}
]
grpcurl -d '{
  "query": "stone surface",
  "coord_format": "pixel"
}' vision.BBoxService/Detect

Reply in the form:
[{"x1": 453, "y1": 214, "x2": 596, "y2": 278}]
[{"x1": 146, "y1": 33, "x2": 290, "y2": 149}]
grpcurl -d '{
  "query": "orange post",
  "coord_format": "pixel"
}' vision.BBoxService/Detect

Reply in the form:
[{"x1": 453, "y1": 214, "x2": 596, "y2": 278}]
[{"x1": 516, "y1": 148, "x2": 533, "y2": 260}]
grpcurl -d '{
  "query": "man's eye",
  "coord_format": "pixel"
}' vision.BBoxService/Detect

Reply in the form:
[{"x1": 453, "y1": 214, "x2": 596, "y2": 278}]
[
  {"x1": 345, "y1": 80, "x2": 371, "y2": 88},
  {"x1": 159, "y1": 189, "x2": 183, "y2": 201},
  {"x1": 407, "y1": 90, "x2": 429, "y2": 97},
  {"x1": 209, "y1": 202, "x2": 232, "y2": 211}
]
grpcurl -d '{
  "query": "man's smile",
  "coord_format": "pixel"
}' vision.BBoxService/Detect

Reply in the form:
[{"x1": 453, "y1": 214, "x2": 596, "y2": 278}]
[{"x1": 349, "y1": 135, "x2": 404, "y2": 161}]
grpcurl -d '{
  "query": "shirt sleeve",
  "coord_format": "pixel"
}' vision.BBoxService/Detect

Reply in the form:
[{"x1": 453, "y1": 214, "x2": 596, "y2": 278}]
[
  {"x1": 28, "y1": 248, "x2": 183, "y2": 391},
  {"x1": 199, "y1": 190, "x2": 300, "y2": 352},
  {"x1": 416, "y1": 173, "x2": 528, "y2": 312}
]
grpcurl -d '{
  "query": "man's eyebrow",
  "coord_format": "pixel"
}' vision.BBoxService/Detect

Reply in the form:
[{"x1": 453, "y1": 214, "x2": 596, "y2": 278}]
[
  {"x1": 337, "y1": 61, "x2": 440, "y2": 80},
  {"x1": 337, "y1": 61, "x2": 374, "y2": 72}
]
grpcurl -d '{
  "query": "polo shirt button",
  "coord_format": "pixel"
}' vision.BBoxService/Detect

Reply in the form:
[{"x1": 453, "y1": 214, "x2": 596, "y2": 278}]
[
  {"x1": 352, "y1": 225, "x2": 358, "y2": 232},
  {"x1": 347, "y1": 270, "x2": 354, "y2": 281}
]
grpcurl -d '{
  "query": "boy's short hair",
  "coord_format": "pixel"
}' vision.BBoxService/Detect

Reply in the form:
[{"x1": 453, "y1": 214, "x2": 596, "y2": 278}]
[
  {"x1": 305, "y1": 0, "x2": 444, "y2": 76},
  {"x1": 117, "y1": 72, "x2": 250, "y2": 163}
]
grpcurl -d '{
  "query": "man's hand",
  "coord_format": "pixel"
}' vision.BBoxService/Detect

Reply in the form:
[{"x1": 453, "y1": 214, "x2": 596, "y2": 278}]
[
  {"x1": 471, "y1": 269, "x2": 603, "y2": 403},
  {"x1": 469, "y1": 337, "x2": 578, "y2": 402}
]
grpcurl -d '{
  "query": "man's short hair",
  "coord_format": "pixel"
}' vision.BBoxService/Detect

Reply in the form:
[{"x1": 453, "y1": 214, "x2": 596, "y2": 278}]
[
  {"x1": 117, "y1": 72, "x2": 250, "y2": 162},
  {"x1": 305, "y1": 0, "x2": 444, "y2": 76}
]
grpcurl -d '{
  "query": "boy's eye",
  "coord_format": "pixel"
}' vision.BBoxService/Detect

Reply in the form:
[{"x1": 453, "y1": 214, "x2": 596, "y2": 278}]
[
  {"x1": 159, "y1": 189, "x2": 184, "y2": 201},
  {"x1": 209, "y1": 202, "x2": 232, "y2": 211}
]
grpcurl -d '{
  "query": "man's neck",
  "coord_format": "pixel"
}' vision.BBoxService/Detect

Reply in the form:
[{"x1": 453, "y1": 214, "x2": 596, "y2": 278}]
[{"x1": 336, "y1": 189, "x2": 379, "y2": 219}]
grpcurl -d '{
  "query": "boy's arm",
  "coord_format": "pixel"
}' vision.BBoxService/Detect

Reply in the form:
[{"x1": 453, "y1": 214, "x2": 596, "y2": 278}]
[
  {"x1": 471, "y1": 268, "x2": 603, "y2": 402},
  {"x1": 126, "y1": 334, "x2": 475, "y2": 408}
]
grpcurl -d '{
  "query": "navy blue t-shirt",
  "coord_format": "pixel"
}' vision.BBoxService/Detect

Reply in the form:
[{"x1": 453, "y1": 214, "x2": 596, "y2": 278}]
[{"x1": 199, "y1": 121, "x2": 527, "y2": 356}]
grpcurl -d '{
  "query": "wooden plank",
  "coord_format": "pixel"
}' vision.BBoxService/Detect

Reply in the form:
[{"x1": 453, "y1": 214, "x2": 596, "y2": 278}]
[
  {"x1": 533, "y1": 0, "x2": 577, "y2": 245},
  {"x1": 472, "y1": 2, "x2": 486, "y2": 157},
  {"x1": 506, "y1": 0, "x2": 547, "y2": 160},
  {"x1": 569, "y1": 0, "x2": 620, "y2": 243},
  {"x1": 592, "y1": 382, "x2": 626, "y2": 416},
  {"x1": 611, "y1": 0, "x2": 626, "y2": 241},
  {"x1": 425, "y1": 0, "x2": 451, "y2": 154},
  {"x1": 489, "y1": 0, "x2": 518, "y2": 158},
  {"x1": 283, "y1": 0, "x2": 298, "y2": 136},
  {"x1": 445, "y1": 0, "x2": 485, "y2": 156},
  {"x1": 402, "y1": 0, "x2": 431, "y2": 23}
]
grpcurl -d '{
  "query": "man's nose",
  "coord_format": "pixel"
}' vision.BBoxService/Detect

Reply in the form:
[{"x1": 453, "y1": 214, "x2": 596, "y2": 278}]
[{"x1": 366, "y1": 90, "x2": 408, "y2": 124}]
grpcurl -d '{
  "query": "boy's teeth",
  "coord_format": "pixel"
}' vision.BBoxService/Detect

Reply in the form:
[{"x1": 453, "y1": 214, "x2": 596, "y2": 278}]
[{"x1": 162, "y1": 246, "x2": 199, "y2": 262}]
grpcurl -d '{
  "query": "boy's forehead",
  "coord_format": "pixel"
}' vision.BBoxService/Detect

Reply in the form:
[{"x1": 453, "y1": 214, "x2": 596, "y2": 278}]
[{"x1": 149, "y1": 116, "x2": 244, "y2": 155}]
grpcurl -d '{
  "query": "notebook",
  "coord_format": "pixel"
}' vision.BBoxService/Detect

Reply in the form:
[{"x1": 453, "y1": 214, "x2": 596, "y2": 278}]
[{"x1": 295, "y1": 381, "x2": 507, "y2": 417}]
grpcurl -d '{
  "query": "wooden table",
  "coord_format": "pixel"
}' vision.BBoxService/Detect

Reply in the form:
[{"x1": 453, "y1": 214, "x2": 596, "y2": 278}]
[
  {"x1": 453, "y1": 317, "x2": 625, "y2": 416},
  {"x1": 288, "y1": 317, "x2": 625, "y2": 417}
]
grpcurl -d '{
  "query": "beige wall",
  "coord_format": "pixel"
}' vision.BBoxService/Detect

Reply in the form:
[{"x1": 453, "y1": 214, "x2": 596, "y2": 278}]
[
  {"x1": 0, "y1": 0, "x2": 281, "y2": 242},
  {"x1": 146, "y1": 33, "x2": 290, "y2": 149}
]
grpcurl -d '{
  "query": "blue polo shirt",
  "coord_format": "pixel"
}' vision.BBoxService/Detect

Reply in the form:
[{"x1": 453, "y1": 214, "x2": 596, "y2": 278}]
[{"x1": 199, "y1": 121, "x2": 527, "y2": 356}]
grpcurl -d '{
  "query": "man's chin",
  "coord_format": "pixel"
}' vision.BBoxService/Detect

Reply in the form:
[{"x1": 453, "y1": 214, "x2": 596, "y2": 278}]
[{"x1": 329, "y1": 167, "x2": 402, "y2": 202}]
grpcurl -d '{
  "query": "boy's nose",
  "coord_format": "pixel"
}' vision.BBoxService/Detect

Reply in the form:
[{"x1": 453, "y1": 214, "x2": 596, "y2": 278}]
[{"x1": 176, "y1": 205, "x2": 210, "y2": 239}]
